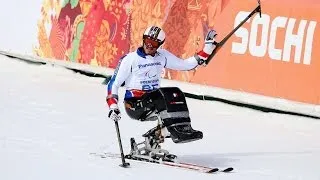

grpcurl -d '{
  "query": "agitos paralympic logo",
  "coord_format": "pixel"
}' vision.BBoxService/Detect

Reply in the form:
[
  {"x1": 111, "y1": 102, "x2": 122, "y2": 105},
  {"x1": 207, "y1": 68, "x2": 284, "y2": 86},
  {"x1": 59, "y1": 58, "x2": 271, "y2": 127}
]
[{"x1": 232, "y1": 11, "x2": 317, "y2": 65}]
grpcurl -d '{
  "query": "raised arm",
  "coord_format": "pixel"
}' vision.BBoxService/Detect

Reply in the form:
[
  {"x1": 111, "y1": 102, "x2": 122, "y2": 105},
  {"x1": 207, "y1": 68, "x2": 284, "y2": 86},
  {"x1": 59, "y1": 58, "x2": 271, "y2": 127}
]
[
  {"x1": 164, "y1": 30, "x2": 217, "y2": 71},
  {"x1": 162, "y1": 50, "x2": 199, "y2": 71}
]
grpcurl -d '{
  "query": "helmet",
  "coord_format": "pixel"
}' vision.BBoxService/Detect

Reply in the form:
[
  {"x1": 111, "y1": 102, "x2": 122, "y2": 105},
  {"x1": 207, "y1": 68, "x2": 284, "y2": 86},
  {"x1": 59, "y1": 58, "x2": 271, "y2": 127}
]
[{"x1": 143, "y1": 26, "x2": 165, "y2": 45}]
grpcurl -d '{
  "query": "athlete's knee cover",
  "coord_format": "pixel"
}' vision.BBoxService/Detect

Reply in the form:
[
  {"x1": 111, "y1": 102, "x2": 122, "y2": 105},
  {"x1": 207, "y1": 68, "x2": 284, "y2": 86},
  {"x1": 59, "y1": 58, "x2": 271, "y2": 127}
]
[
  {"x1": 124, "y1": 98, "x2": 154, "y2": 121},
  {"x1": 149, "y1": 87, "x2": 189, "y2": 112},
  {"x1": 147, "y1": 87, "x2": 191, "y2": 125},
  {"x1": 124, "y1": 87, "x2": 188, "y2": 122},
  {"x1": 148, "y1": 87, "x2": 203, "y2": 143}
]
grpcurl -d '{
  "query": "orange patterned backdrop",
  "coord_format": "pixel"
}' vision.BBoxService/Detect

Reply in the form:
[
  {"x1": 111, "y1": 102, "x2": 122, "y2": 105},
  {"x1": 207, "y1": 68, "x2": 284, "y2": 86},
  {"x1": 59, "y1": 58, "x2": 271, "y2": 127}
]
[
  {"x1": 35, "y1": 0, "x2": 230, "y2": 81},
  {"x1": 35, "y1": 0, "x2": 320, "y2": 104}
]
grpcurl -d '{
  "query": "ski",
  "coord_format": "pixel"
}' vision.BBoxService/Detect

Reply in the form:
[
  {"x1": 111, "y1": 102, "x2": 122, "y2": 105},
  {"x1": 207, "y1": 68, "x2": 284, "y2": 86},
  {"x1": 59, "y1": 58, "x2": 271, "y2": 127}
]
[{"x1": 90, "y1": 152, "x2": 233, "y2": 174}]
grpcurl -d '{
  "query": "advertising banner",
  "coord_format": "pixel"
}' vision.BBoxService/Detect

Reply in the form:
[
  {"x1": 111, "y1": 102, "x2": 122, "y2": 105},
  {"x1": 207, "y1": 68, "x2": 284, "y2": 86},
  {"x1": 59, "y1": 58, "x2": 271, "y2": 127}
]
[
  {"x1": 192, "y1": 0, "x2": 320, "y2": 104},
  {"x1": 35, "y1": 0, "x2": 320, "y2": 104}
]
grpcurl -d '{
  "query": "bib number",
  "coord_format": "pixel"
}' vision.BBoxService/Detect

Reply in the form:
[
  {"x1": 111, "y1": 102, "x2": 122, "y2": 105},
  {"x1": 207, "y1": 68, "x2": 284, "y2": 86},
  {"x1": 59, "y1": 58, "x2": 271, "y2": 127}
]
[{"x1": 142, "y1": 84, "x2": 158, "y2": 91}]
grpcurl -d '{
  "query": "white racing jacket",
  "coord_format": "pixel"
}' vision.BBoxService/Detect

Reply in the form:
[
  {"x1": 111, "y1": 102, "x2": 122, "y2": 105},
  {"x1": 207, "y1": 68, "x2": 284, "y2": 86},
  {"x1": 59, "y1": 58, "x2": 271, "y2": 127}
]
[{"x1": 107, "y1": 47, "x2": 199, "y2": 101}]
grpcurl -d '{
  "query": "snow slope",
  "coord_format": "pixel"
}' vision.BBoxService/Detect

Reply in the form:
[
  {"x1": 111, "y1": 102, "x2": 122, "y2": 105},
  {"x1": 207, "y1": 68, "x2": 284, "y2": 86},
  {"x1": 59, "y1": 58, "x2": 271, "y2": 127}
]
[{"x1": 1, "y1": 55, "x2": 320, "y2": 180}]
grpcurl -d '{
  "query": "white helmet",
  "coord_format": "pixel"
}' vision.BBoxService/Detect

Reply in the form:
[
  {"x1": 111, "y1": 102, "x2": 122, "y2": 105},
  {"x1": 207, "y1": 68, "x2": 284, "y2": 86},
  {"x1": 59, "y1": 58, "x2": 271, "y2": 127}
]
[{"x1": 143, "y1": 26, "x2": 165, "y2": 45}]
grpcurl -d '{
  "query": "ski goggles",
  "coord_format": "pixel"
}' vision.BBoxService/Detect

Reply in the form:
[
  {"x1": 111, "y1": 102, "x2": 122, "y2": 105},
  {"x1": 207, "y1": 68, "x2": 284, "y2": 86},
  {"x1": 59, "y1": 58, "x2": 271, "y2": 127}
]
[{"x1": 143, "y1": 37, "x2": 161, "y2": 49}]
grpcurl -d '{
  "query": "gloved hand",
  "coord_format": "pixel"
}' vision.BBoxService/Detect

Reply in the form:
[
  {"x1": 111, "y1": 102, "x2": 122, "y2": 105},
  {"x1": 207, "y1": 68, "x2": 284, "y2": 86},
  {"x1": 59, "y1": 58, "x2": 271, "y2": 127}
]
[
  {"x1": 203, "y1": 29, "x2": 217, "y2": 53},
  {"x1": 108, "y1": 104, "x2": 121, "y2": 122},
  {"x1": 196, "y1": 29, "x2": 217, "y2": 64}
]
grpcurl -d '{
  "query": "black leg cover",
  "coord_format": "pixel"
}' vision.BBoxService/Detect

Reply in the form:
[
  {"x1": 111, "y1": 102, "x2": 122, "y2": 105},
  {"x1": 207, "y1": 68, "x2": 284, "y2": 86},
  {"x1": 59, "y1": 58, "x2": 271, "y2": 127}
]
[{"x1": 150, "y1": 87, "x2": 203, "y2": 143}]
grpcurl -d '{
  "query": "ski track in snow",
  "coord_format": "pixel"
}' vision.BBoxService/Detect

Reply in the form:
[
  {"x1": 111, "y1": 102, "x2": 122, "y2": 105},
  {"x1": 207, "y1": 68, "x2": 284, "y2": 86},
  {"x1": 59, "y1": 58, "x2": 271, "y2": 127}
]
[{"x1": 1, "y1": 55, "x2": 320, "y2": 180}]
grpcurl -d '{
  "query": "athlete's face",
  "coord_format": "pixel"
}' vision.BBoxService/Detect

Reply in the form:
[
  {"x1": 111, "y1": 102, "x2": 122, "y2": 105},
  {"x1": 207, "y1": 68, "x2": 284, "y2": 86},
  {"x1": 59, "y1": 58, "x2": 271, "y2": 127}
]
[{"x1": 143, "y1": 37, "x2": 161, "y2": 56}]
